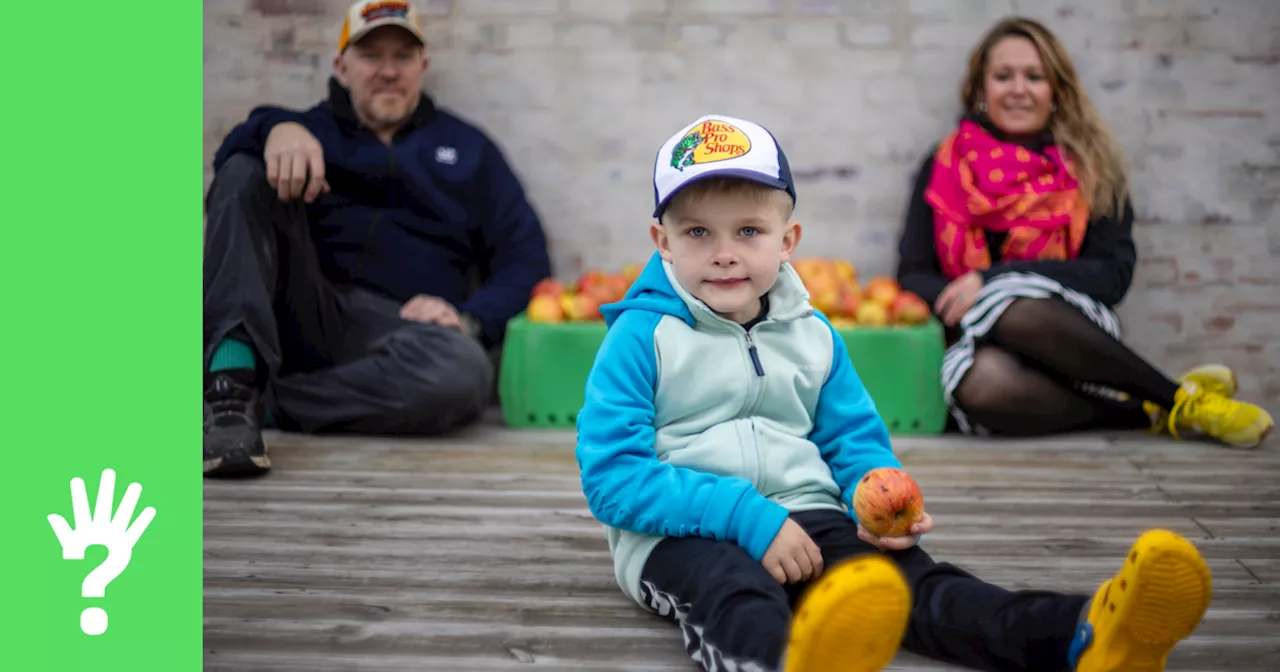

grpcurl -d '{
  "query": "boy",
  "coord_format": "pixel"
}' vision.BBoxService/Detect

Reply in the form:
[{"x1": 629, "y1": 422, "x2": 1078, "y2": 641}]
[{"x1": 574, "y1": 114, "x2": 1213, "y2": 671}]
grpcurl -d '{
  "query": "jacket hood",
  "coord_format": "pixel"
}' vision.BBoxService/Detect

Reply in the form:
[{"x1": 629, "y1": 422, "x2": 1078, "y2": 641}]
[{"x1": 600, "y1": 250, "x2": 814, "y2": 329}]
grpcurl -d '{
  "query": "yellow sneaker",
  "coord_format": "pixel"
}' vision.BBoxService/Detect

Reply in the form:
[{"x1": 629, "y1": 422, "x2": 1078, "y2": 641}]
[
  {"x1": 785, "y1": 554, "x2": 909, "y2": 672},
  {"x1": 1069, "y1": 529, "x2": 1211, "y2": 672},
  {"x1": 1161, "y1": 383, "x2": 1274, "y2": 449},
  {"x1": 1178, "y1": 363, "x2": 1237, "y2": 397},
  {"x1": 1143, "y1": 364, "x2": 1238, "y2": 434}
]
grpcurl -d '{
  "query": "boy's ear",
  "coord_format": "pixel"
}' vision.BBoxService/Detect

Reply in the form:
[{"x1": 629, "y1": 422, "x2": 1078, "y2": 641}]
[
  {"x1": 779, "y1": 221, "x2": 802, "y2": 263},
  {"x1": 650, "y1": 221, "x2": 673, "y2": 262}
]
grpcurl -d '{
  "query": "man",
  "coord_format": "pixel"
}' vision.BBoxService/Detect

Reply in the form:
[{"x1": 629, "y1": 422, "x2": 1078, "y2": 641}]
[{"x1": 203, "y1": 0, "x2": 552, "y2": 478}]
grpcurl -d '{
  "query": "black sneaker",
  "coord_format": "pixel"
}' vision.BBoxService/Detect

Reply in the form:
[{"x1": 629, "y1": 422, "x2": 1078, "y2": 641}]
[{"x1": 203, "y1": 370, "x2": 271, "y2": 477}]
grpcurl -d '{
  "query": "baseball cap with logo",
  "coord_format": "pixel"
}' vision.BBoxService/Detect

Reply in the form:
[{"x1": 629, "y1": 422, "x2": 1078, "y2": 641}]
[
  {"x1": 652, "y1": 114, "x2": 796, "y2": 218},
  {"x1": 338, "y1": 0, "x2": 426, "y2": 52}
]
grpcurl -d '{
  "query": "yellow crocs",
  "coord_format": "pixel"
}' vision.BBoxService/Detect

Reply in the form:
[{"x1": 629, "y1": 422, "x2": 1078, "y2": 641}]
[
  {"x1": 785, "y1": 554, "x2": 910, "y2": 672},
  {"x1": 1070, "y1": 530, "x2": 1212, "y2": 672},
  {"x1": 1165, "y1": 383, "x2": 1274, "y2": 449}
]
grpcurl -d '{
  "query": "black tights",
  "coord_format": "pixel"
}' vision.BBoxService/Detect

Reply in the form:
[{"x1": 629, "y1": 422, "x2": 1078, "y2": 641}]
[{"x1": 954, "y1": 297, "x2": 1181, "y2": 436}]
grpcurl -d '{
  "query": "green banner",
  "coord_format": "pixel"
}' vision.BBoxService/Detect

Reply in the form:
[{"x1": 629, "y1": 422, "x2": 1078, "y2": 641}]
[{"x1": 0, "y1": 3, "x2": 202, "y2": 669}]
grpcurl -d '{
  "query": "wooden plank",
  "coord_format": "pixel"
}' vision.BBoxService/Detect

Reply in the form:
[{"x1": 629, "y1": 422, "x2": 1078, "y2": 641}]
[{"x1": 204, "y1": 429, "x2": 1280, "y2": 671}]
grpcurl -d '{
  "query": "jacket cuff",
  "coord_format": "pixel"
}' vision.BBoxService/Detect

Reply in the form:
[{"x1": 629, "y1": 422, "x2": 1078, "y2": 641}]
[{"x1": 728, "y1": 495, "x2": 790, "y2": 561}]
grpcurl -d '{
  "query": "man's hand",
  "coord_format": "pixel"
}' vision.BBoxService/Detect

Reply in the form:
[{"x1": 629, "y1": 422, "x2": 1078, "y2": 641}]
[
  {"x1": 761, "y1": 518, "x2": 824, "y2": 584},
  {"x1": 935, "y1": 271, "x2": 984, "y2": 327},
  {"x1": 400, "y1": 295, "x2": 465, "y2": 332},
  {"x1": 264, "y1": 121, "x2": 330, "y2": 203},
  {"x1": 857, "y1": 512, "x2": 934, "y2": 552}
]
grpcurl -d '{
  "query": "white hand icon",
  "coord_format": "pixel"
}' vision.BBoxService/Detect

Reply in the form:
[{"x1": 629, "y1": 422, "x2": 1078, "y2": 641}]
[{"x1": 47, "y1": 468, "x2": 156, "y2": 635}]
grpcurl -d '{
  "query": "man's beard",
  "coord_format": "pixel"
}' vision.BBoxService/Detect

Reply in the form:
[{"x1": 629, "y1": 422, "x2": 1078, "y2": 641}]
[{"x1": 361, "y1": 98, "x2": 414, "y2": 130}]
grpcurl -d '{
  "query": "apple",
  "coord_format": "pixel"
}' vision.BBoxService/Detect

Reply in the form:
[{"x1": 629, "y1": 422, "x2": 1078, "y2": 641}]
[
  {"x1": 793, "y1": 258, "x2": 836, "y2": 292},
  {"x1": 852, "y1": 467, "x2": 925, "y2": 538},
  {"x1": 621, "y1": 264, "x2": 642, "y2": 285},
  {"x1": 830, "y1": 316, "x2": 857, "y2": 330},
  {"x1": 527, "y1": 295, "x2": 564, "y2": 323},
  {"x1": 531, "y1": 278, "x2": 565, "y2": 300},
  {"x1": 837, "y1": 285, "x2": 862, "y2": 318},
  {"x1": 811, "y1": 288, "x2": 841, "y2": 317},
  {"x1": 575, "y1": 269, "x2": 607, "y2": 294},
  {"x1": 854, "y1": 300, "x2": 889, "y2": 326},
  {"x1": 890, "y1": 291, "x2": 931, "y2": 325},
  {"x1": 601, "y1": 274, "x2": 631, "y2": 303},
  {"x1": 561, "y1": 293, "x2": 602, "y2": 321},
  {"x1": 865, "y1": 276, "x2": 901, "y2": 307},
  {"x1": 834, "y1": 260, "x2": 858, "y2": 286}
]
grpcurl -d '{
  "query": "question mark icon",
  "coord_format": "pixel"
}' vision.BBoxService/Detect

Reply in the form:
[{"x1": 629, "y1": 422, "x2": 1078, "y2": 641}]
[{"x1": 47, "y1": 468, "x2": 156, "y2": 635}]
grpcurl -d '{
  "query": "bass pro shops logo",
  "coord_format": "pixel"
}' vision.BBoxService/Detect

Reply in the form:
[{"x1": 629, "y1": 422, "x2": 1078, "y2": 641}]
[
  {"x1": 669, "y1": 120, "x2": 752, "y2": 172},
  {"x1": 361, "y1": 1, "x2": 411, "y2": 21}
]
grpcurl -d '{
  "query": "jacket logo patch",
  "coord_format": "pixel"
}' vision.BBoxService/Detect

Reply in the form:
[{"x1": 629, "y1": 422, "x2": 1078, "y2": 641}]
[
  {"x1": 435, "y1": 146, "x2": 458, "y2": 165},
  {"x1": 669, "y1": 120, "x2": 751, "y2": 172}
]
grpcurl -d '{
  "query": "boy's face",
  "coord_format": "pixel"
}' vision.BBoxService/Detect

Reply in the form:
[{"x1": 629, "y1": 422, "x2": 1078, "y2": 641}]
[{"x1": 651, "y1": 191, "x2": 801, "y2": 324}]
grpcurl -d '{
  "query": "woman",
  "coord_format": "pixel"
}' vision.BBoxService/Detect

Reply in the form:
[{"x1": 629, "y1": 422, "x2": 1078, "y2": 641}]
[{"x1": 896, "y1": 16, "x2": 1272, "y2": 448}]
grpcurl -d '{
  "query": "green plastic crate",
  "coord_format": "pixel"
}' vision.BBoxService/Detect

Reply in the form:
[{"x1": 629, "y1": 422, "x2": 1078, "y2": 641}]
[
  {"x1": 498, "y1": 313, "x2": 948, "y2": 435},
  {"x1": 499, "y1": 315, "x2": 608, "y2": 428},
  {"x1": 835, "y1": 319, "x2": 948, "y2": 435}
]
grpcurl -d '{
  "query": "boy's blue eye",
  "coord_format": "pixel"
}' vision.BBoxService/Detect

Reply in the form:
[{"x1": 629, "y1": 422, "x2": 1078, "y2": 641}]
[
  {"x1": 741, "y1": 227, "x2": 758, "y2": 237},
  {"x1": 688, "y1": 227, "x2": 708, "y2": 238}
]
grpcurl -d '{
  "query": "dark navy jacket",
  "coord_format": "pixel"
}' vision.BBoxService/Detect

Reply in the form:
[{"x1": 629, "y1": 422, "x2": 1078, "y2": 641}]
[{"x1": 213, "y1": 77, "x2": 552, "y2": 347}]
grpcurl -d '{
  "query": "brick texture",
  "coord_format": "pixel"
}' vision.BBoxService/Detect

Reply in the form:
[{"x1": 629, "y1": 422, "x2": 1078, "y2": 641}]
[{"x1": 204, "y1": 0, "x2": 1280, "y2": 407}]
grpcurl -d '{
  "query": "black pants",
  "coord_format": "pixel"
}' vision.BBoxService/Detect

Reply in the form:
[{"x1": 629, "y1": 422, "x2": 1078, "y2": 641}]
[
  {"x1": 203, "y1": 154, "x2": 493, "y2": 435},
  {"x1": 640, "y1": 510, "x2": 1087, "y2": 672}
]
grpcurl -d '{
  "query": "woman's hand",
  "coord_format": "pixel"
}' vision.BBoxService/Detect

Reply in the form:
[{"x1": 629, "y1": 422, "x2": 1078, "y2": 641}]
[{"x1": 935, "y1": 272, "x2": 984, "y2": 326}]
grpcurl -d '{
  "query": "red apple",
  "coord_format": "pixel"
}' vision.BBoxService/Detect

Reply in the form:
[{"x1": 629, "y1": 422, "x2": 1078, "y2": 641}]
[
  {"x1": 852, "y1": 467, "x2": 925, "y2": 538},
  {"x1": 855, "y1": 300, "x2": 889, "y2": 326},
  {"x1": 890, "y1": 291, "x2": 931, "y2": 325},
  {"x1": 834, "y1": 260, "x2": 858, "y2": 286},
  {"x1": 560, "y1": 293, "x2": 602, "y2": 321},
  {"x1": 865, "y1": 276, "x2": 901, "y2": 307},
  {"x1": 837, "y1": 285, "x2": 862, "y2": 318},
  {"x1": 593, "y1": 274, "x2": 630, "y2": 304},
  {"x1": 575, "y1": 269, "x2": 607, "y2": 293},
  {"x1": 531, "y1": 278, "x2": 565, "y2": 300},
  {"x1": 527, "y1": 295, "x2": 564, "y2": 323}
]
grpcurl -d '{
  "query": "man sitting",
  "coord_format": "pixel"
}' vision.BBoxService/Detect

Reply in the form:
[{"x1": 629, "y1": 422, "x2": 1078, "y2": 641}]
[{"x1": 203, "y1": 0, "x2": 551, "y2": 477}]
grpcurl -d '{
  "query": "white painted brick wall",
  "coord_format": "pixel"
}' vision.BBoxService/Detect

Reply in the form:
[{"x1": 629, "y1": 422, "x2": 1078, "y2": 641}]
[{"x1": 205, "y1": 0, "x2": 1280, "y2": 406}]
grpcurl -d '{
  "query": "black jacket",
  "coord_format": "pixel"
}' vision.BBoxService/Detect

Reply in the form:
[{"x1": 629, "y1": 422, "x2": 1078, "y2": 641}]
[
  {"x1": 896, "y1": 117, "x2": 1137, "y2": 310},
  {"x1": 213, "y1": 78, "x2": 553, "y2": 346}
]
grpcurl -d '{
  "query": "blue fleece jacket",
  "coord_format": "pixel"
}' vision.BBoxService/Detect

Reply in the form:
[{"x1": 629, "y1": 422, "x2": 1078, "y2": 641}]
[
  {"x1": 212, "y1": 77, "x2": 551, "y2": 346},
  {"x1": 575, "y1": 251, "x2": 903, "y2": 606}
]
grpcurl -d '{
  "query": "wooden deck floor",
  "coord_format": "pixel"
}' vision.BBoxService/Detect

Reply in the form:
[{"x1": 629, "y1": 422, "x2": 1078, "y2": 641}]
[{"x1": 204, "y1": 418, "x2": 1280, "y2": 671}]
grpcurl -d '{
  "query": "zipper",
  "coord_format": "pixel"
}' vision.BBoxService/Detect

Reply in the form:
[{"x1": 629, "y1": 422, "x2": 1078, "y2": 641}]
[
  {"x1": 742, "y1": 325, "x2": 768, "y2": 491},
  {"x1": 744, "y1": 329, "x2": 765, "y2": 376},
  {"x1": 349, "y1": 143, "x2": 396, "y2": 284}
]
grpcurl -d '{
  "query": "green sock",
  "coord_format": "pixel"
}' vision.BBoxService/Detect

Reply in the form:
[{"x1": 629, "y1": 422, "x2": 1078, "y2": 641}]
[{"x1": 209, "y1": 338, "x2": 257, "y2": 372}]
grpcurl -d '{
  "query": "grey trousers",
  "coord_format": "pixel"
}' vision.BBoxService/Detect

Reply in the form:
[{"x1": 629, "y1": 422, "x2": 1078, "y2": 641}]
[{"x1": 203, "y1": 153, "x2": 493, "y2": 435}]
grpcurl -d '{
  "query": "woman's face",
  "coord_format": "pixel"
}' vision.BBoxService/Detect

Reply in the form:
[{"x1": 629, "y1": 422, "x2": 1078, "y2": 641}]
[{"x1": 981, "y1": 36, "x2": 1054, "y2": 138}]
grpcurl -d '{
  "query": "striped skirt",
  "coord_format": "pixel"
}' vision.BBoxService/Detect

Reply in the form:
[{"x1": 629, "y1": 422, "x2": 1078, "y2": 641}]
[{"x1": 941, "y1": 271, "x2": 1125, "y2": 436}]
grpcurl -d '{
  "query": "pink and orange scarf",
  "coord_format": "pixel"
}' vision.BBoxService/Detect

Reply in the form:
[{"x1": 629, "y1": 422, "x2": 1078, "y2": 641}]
[{"x1": 925, "y1": 119, "x2": 1090, "y2": 281}]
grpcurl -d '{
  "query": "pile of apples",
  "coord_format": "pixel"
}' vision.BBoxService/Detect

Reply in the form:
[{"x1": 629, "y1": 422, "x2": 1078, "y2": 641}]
[
  {"x1": 526, "y1": 265, "x2": 643, "y2": 323},
  {"x1": 790, "y1": 257, "x2": 931, "y2": 328},
  {"x1": 523, "y1": 258, "x2": 933, "y2": 327}
]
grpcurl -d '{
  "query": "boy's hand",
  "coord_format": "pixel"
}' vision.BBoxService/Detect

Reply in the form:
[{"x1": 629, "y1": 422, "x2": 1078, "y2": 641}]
[
  {"x1": 761, "y1": 518, "x2": 824, "y2": 584},
  {"x1": 857, "y1": 512, "x2": 934, "y2": 552}
]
